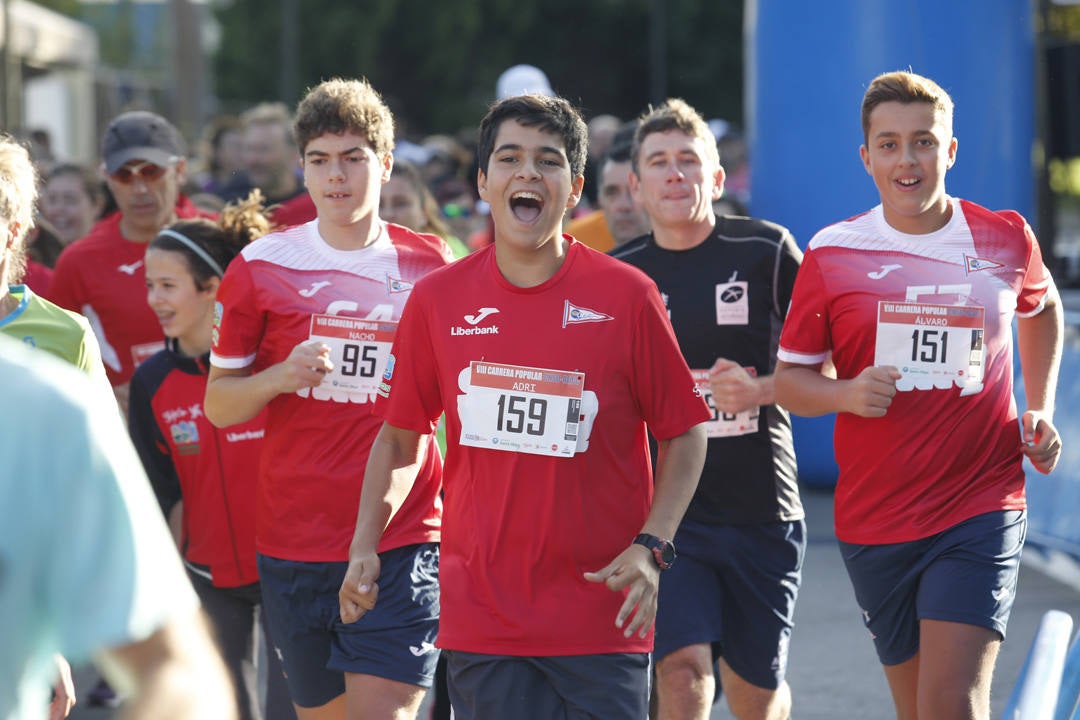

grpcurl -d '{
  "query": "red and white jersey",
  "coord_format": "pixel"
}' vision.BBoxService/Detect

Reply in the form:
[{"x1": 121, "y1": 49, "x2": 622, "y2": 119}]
[
  {"x1": 51, "y1": 198, "x2": 210, "y2": 387},
  {"x1": 778, "y1": 198, "x2": 1055, "y2": 544},
  {"x1": 379, "y1": 238, "x2": 711, "y2": 656},
  {"x1": 211, "y1": 220, "x2": 453, "y2": 561}
]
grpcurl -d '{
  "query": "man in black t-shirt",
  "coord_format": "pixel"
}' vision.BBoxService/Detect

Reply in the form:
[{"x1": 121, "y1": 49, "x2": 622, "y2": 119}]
[{"x1": 611, "y1": 98, "x2": 804, "y2": 720}]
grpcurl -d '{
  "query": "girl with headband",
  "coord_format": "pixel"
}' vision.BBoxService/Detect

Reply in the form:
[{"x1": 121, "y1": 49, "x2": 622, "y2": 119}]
[{"x1": 128, "y1": 191, "x2": 296, "y2": 720}]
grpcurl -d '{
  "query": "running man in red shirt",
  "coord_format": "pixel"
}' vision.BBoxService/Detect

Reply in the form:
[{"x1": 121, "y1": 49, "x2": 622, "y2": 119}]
[
  {"x1": 51, "y1": 111, "x2": 212, "y2": 415},
  {"x1": 340, "y1": 93, "x2": 709, "y2": 719},
  {"x1": 775, "y1": 71, "x2": 1063, "y2": 720},
  {"x1": 206, "y1": 78, "x2": 453, "y2": 720}
]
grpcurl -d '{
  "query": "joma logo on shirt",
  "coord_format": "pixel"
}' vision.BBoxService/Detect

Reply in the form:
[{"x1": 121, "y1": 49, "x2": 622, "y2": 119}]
[
  {"x1": 464, "y1": 307, "x2": 499, "y2": 325},
  {"x1": 299, "y1": 281, "x2": 332, "y2": 298},
  {"x1": 868, "y1": 264, "x2": 902, "y2": 280}
]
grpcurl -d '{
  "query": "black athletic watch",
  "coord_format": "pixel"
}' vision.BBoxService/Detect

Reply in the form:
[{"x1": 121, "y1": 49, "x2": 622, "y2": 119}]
[{"x1": 633, "y1": 533, "x2": 676, "y2": 570}]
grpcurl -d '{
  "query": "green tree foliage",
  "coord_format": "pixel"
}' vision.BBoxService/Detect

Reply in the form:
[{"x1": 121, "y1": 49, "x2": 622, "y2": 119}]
[
  {"x1": 211, "y1": 0, "x2": 743, "y2": 136},
  {"x1": 27, "y1": 0, "x2": 80, "y2": 17},
  {"x1": 1045, "y1": 2, "x2": 1080, "y2": 39},
  {"x1": 668, "y1": 0, "x2": 743, "y2": 123},
  {"x1": 97, "y1": 2, "x2": 136, "y2": 69}
]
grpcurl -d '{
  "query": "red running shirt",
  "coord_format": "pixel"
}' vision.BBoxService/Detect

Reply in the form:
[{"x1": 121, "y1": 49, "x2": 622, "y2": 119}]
[
  {"x1": 212, "y1": 220, "x2": 453, "y2": 561},
  {"x1": 379, "y1": 239, "x2": 711, "y2": 655},
  {"x1": 778, "y1": 199, "x2": 1054, "y2": 544}
]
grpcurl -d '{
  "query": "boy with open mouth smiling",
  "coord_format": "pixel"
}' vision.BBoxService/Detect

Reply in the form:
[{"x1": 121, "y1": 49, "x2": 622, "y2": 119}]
[{"x1": 340, "y1": 93, "x2": 710, "y2": 719}]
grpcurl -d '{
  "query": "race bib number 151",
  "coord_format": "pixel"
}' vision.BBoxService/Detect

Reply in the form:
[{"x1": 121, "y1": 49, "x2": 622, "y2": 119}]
[{"x1": 874, "y1": 301, "x2": 985, "y2": 392}]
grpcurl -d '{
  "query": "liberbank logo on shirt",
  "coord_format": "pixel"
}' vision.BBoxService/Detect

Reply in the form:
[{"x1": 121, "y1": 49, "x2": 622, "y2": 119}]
[{"x1": 452, "y1": 307, "x2": 500, "y2": 336}]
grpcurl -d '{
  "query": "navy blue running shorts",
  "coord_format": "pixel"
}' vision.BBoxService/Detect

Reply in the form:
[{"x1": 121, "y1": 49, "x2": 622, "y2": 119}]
[
  {"x1": 653, "y1": 518, "x2": 805, "y2": 690},
  {"x1": 838, "y1": 510, "x2": 1026, "y2": 666},
  {"x1": 257, "y1": 543, "x2": 440, "y2": 708},
  {"x1": 444, "y1": 651, "x2": 650, "y2": 720}
]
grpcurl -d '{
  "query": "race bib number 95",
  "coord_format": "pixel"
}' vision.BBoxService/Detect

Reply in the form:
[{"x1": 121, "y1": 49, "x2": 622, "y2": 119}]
[
  {"x1": 305, "y1": 313, "x2": 396, "y2": 400},
  {"x1": 458, "y1": 361, "x2": 585, "y2": 457}
]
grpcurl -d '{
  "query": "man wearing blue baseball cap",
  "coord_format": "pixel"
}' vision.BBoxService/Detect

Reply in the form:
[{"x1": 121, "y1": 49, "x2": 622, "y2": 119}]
[{"x1": 101, "y1": 110, "x2": 186, "y2": 175}]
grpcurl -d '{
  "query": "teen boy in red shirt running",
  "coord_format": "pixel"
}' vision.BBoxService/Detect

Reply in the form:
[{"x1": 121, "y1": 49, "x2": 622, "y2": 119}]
[
  {"x1": 206, "y1": 78, "x2": 453, "y2": 720},
  {"x1": 775, "y1": 71, "x2": 1063, "y2": 720},
  {"x1": 340, "y1": 93, "x2": 709, "y2": 719}
]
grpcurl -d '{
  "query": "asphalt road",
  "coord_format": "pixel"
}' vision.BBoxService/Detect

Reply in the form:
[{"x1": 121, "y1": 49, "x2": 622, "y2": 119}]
[{"x1": 709, "y1": 488, "x2": 1080, "y2": 719}]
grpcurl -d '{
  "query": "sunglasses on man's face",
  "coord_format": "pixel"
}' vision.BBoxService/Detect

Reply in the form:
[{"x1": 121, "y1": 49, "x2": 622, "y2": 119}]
[{"x1": 111, "y1": 161, "x2": 170, "y2": 184}]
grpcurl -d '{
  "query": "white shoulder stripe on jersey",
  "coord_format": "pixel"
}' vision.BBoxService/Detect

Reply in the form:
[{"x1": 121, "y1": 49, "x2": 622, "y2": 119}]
[
  {"x1": 209, "y1": 351, "x2": 256, "y2": 369},
  {"x1": 1015, "y1": 290, "x2": 1051, "y2": 319},
  {"x1": 777, "y1": 348, "x2": 829, "y2": 365},
  {"x1": 809, "y1": 200, "x2": 975, "y2": 266},
  {"x1": 240, "y1": 222, "x2": 402, "y2": 280}
]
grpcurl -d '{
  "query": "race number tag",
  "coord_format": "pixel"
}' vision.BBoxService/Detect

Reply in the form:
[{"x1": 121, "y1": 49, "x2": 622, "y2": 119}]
[
  {"x1": 458, "y1": 361, "x2": 585, "y2": 457},
  {"x1": 874, "y1": 302, "x2": 984, "y2": 393},
  {"x1": 715, "y1": 281, "x2": 749, "y2": 325},
  {"x1": 306, "y1": 314, "x2": 397, "y2": 399},
  {"x1": 692, "y1": 368, "x2": 759, "y2": 438}
]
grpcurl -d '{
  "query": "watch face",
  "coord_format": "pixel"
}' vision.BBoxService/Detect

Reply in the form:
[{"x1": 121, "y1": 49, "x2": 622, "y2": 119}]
[
  {"x1": 652, "y1": 542, "x2": 675, "y2": 570},
  {"x1": 659, "y1": 542, "x2": 676, "y2": 565}
]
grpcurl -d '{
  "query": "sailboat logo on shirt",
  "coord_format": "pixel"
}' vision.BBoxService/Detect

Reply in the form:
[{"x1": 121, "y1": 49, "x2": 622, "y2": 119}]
[
  {"x1": 562, "y1": 300, "x2": 613, "y2": 328},
  {"x1": 386, "y1": 276, "x2": 414, "y2": 294},
  {"x1": 964, "y1": 255, "x2": 1003, "y2": 274}
]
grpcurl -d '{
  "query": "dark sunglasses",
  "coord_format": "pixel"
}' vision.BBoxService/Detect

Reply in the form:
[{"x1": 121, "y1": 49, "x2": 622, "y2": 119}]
[{"x1": 111, "y1": 161, "x2": 171, "y2": 184}]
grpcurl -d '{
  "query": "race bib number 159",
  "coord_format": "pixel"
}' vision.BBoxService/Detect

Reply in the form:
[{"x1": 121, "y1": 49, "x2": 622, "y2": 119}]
[{"x1": 459, "y1": 361, "x2": 585, "y2": 457}]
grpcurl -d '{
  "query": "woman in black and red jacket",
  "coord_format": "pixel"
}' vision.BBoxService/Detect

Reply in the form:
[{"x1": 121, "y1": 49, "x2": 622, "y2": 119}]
[{"x1": 128, "y1": 192, "x2": 295, "y2": 720}]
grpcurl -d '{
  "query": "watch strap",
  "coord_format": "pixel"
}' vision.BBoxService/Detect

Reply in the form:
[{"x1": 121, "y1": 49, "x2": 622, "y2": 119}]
[{"x1": 633, "y1": 533, "x2": 674, "y2": 570}]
